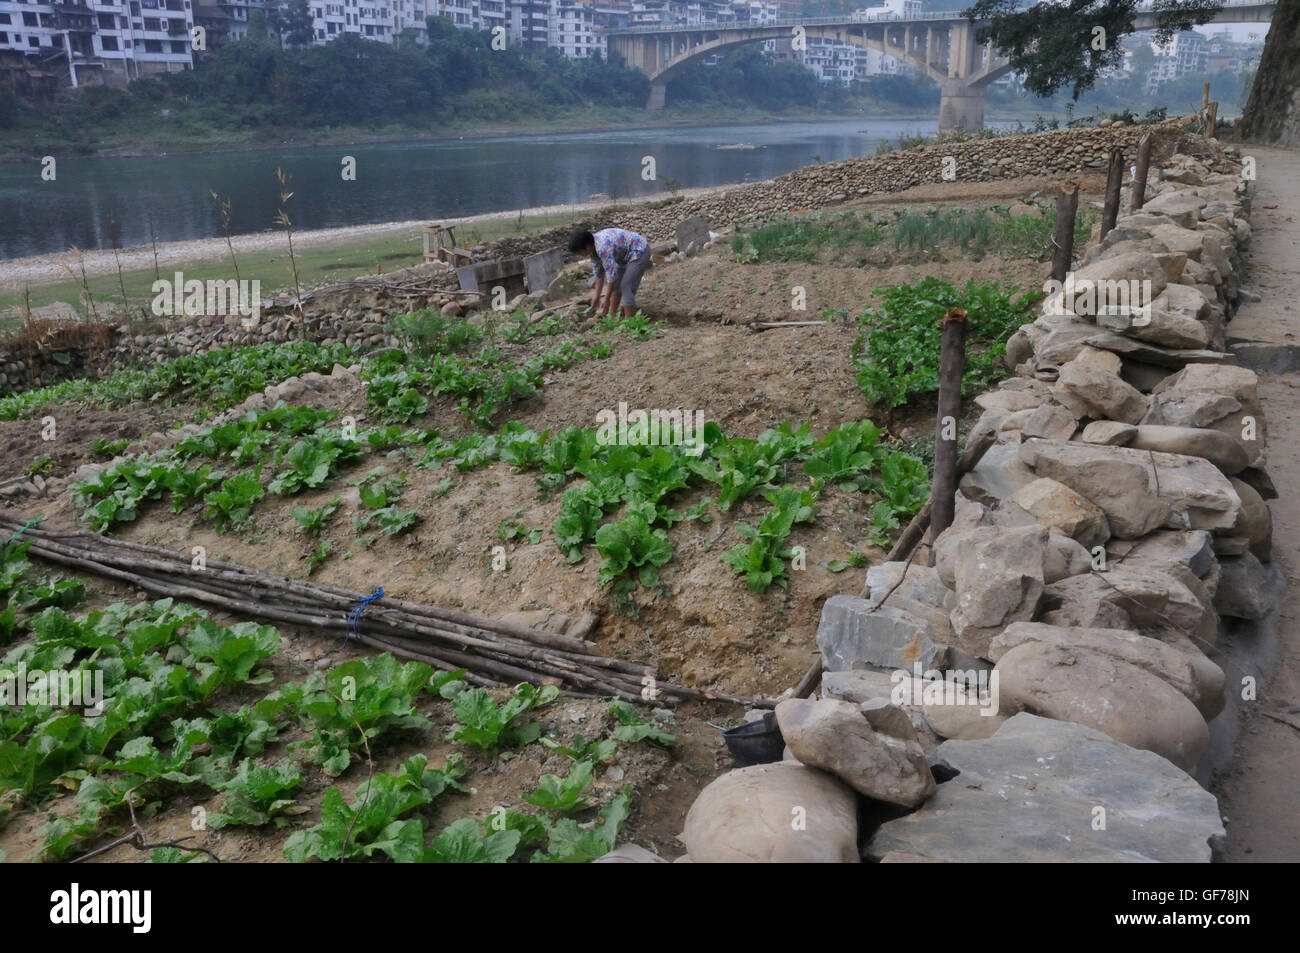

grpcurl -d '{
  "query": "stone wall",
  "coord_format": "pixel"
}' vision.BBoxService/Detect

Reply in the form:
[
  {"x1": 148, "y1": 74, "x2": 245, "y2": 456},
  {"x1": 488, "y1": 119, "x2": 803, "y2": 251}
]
[{"x1": 675, "y1": 134, "x2": 1278, "y2": 865}]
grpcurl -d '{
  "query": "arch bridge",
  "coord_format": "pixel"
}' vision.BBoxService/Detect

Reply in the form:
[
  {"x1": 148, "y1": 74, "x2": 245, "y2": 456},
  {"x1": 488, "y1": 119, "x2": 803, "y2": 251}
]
[{"x1": 604, "y1": 1, "x2": 1276, "y2": 131}]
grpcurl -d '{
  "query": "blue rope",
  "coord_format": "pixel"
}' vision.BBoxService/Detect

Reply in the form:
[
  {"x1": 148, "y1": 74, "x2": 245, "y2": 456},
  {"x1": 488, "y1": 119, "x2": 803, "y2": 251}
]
[
  {"x1": 343, "y1": 587, "x2": 384, "y2": 650},
  {"x1": 5, "y1": 515, "x2": 45, "y2": 546}
]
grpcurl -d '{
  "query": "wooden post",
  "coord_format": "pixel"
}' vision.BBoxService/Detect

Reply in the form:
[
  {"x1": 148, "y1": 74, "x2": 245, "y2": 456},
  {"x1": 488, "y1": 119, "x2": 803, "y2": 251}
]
[
  {"x1": 1206, "y1": 101, "x2": 1219, "y2": 138},
  {"x1": 1130, "y1": 132, "x2": 1153, "y2": 211},
  {"x1": 1050, "y1": 182, "x2": 1079, "y2": 284},
  {"x1": 928, "y1": 307, "x2": 969, "y2": 566},
  {"x1": 1202, "y1": 82, "x2": 1211, "y2": 113},
  {"x1": 1100, "y1": 148, "x2": 1124, "y2": 241}
]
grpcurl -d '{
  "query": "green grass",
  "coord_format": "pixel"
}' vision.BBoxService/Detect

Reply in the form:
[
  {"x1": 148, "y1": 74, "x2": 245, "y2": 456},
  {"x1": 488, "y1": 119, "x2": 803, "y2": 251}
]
[{"x1": 729, "y1": 211, "x2": 888, "y2": 264}]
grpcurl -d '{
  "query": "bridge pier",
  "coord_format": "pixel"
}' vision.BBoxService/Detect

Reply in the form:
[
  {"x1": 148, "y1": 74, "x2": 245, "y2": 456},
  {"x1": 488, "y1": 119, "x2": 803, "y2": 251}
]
[
  {"x1": 939, "y1": 79, "x2": 985, "y2": 133},
  {"x1": 647, "y1": 82, "x2": 666, "y2": 111}
]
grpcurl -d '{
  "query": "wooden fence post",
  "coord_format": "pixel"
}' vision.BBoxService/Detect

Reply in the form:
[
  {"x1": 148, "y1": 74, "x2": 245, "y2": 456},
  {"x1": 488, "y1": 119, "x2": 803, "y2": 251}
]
[
  {"x1": 1100, "y1": 148, "x2": 1124, "y2": 241},
  {"x1": 1130, "y1": 132, "x2": 1153, "y2": 212},
  {"x1": 928, "y1": 307, "x2": 969, "y2": 565},
  {"x1": 1050, "y1": 183, "x2": 1079, "y2": 284}
]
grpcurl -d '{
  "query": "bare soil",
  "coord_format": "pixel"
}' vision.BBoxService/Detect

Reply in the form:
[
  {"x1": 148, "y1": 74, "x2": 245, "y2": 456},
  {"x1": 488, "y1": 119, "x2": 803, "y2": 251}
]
[{"x1": 0, "y1": 180, "x2": 1088, "y2": 862}]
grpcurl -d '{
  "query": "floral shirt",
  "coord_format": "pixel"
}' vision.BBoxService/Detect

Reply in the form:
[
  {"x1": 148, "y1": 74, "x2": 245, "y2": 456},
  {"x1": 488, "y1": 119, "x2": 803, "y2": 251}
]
[{"x1": 591, "y1": 228, "x2": 650, "y2": 286}]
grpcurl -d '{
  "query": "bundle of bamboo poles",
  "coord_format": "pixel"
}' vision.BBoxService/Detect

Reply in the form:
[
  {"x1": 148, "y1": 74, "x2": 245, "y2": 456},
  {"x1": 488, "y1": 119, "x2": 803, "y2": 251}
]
[{"x1": 0, "y1": 514, "x2": 767, "y2": 708}]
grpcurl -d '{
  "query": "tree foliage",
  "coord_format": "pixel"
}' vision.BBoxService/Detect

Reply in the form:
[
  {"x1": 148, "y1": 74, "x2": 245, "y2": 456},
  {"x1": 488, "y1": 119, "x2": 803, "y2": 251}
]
[{"x1": 962, "y1": 0, "x2": 1224, "y2": 99}]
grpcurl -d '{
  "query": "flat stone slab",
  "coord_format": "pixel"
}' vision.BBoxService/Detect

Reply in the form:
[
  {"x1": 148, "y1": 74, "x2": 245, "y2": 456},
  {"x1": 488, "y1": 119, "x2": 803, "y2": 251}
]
[
  {"x1": 817, "y1": 595, "x2": 949, "y2": 672},
  {"x1": 866, "y1": 713, "x2": 1224, "y2": 863}
]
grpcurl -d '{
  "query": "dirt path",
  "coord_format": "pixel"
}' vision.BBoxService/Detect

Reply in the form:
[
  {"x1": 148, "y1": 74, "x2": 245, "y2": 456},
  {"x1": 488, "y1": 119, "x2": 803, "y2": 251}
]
[{"x1": 1213, "y1": 143, "x2": 1300, "y2": 862}]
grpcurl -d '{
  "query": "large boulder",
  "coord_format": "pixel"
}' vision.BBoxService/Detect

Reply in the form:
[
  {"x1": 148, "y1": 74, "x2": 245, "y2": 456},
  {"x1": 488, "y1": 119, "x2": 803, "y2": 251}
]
[
  {"x1": 994, "y1": 642, "x2": 1209, "y2": 771},
  {"x1": 1053, "y1": 359, "x2": 1150, "y2": 424},
  {"x1": 1148, "y1": 363, "x2": 1265, "y2": 466},
  {"x1": 1019, "y1": 439, "x2": 1242, "y2": 537},
  {"x1": 1042, "y1": 565, "x2": 1216, "y2": 645},
  {"x1": 959, "y1": 439, "x2": 1039, "y2": 505},
  {"x1": 934, "y1": 524, "x2": 1047, "y2": 657},
  {"x1": 681, "y1": 762, "x2": 860, "y2": 863},
  {"x1": 1008, "y1": 477, "x2": 1111, "y2": 549},
  {"x1": 866, "y1": 714, "x2": 1224, "y2": 862},
  {"x1": 1214, "y1": 552, "x2": 1281, "y2": 620},
  {"x1": 862, "y1": 561, "x2": 951, "y2": 609},
  {"x1": 775, "y1": 698, "x2": 935, "y2": 807},
  {"x1": 1140, "y1": 191, "x2": 1207, "y2": 228},
  {"x1": 988, "y1": 621, "x2": 1221, "y2": 718},
  {"x1": 816, "y1": 595, "x2": 949, "y2": 672},
  {"x1": 1129, "y1": 425, "x2": 1250, "y2": 475},
  {"x1": 820, "y1": 671, "x2": 1003, "y2": 745},
  {"x1": 1095, "y1": 285, "x2": 1211, "y2": 350},
  {"x1": 1018, "y1": 439, "x2": 1170, "y2": 538},
  {"x1": 1105, "y1": 529, "x2": 1216, "y2": 579},
  {"x1": 1227, "y1": 476, "x2": 1272, "y2": 560}
]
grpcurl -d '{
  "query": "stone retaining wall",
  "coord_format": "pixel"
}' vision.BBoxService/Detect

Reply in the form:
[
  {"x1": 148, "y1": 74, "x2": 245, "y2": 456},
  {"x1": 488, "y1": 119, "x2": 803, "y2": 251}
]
[{"x1": 675, "y1": 133, "x2": 1276, "y2": 864}]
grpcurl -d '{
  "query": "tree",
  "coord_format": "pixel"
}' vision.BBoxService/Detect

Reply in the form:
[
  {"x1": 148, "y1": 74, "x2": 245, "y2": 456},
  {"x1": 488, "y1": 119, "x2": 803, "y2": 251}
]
[
  {"x1": 962, "y1": 0, "x2": 1223, "y2": 99},
  {"x1": 1240, "y1": 0, "x2": 1300, "y2": 145},
  {"x1": 269, "y1": 0, "x2": 314, "y2": 49}
]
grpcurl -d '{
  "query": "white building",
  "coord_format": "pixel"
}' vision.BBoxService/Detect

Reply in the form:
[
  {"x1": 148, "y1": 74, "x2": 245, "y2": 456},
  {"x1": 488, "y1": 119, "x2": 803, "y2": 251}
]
[
  {"x1": 850, "y1": 0, "x2": 920, "y2": 21},
  {"x1": 548, "y1": 0, "x2": 599, "y2": 57},
  {"x1": 0, "y1": 0, "x2": 195, "y2": 86}
]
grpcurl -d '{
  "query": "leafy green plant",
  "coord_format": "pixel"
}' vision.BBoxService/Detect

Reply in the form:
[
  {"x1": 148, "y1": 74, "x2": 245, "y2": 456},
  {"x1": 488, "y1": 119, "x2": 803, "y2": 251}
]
[
  {"x1": 423, "y1": 817, "x2": 522, "y2": 863},
  {"x1": 803, "y1": 420, "x2": 885, "y2": 485},
  {"x1": 28, "y1": 454, "x2": 56, "y2": 477},
  {"x1": 532, "y1": 787, "x2": 632, "y2": 863},
  {"x1": 607, "y1": 701, "x2": 676, "y2": 747},
  {"x1": 208, "y1": 759, "x2": 303, "y2": 829},
  {"x1": 448, "y1": 682, "x2": 559, "y2": 752},
  {"x1": 539, "y1": 733, "x2": 617, "y2": 763},
  {"x1": 203, "y1": 469, "x2": 265, "y2": 531},
  {"x1": 522, "y1": 759, "x2": 594, "y2": 813},
  {"x1": 283, "y1": 754, "x2": 467, "y2": 863},
  {"x1": 721, "y1": 486, "x2": 819, "y2": 593},
  {"x1": 269, "y1": 439, "x2": 342, "y2": 495},
  {"x1": 593, "y1": 511, "x2": 673, "y2": 591},
  {"x1": 89, "y1": 438, "x2": 131, "y2": 458},
  {"x1": 853, "y1": 278, "x2": 1039, "y2": 407},
  {"x1": 290, "y1": 655, "x2": 435, "y2": 775},
  {"x1": 293, "y1": 499, "x2": 340, "y2": 537}
]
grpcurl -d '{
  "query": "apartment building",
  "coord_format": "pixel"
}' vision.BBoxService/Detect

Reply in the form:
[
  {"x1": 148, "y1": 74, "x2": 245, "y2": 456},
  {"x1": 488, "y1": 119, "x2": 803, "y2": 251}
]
[
  {"x1": 548, "y1": 0, "x2": 598, "y2": 57},
  {"x1": 0, "y1": 0, "x2": 195, "y2": 86}
]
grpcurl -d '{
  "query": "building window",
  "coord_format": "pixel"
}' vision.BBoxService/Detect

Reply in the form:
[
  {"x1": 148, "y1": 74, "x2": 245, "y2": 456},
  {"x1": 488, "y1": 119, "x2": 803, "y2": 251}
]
[
  {"x1": 101, "y1": 34, "x2": 119, "y2": 49},
  {"x1": 22, "y1": 11, "x2": 37, "y2": 25},
  {"x1": 145, "y1": 38, "x2": 162, "y2": 50},
  {"x1": 28, "y1": 35, "x2": 39, "y2": 46},
  {"x1": 171, "y1": 39, "x2": 187, "y2": 52}
]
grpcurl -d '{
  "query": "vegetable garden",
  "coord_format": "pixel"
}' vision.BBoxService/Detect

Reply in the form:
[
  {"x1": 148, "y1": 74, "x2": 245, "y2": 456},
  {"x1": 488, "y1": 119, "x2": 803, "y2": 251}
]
[{"x1": 0, "y1": 189, "x2": 1055, "y2": 862}]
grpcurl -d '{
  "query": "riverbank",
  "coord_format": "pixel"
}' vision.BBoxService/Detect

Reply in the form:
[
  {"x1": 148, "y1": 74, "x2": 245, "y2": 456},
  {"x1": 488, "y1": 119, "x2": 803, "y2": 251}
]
[
  {"x1": 0, "y1": 183, "x2": 729, "y2": 323},
  {"x1": 0, "y1": 101, "x2": 1054, "y2": 163}
]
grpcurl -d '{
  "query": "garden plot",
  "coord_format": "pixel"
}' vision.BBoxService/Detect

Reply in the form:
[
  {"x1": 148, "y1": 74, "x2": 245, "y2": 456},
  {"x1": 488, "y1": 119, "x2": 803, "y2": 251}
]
[{"x1": 0, "y1": 187, "x2": 1097, "y2": 862}]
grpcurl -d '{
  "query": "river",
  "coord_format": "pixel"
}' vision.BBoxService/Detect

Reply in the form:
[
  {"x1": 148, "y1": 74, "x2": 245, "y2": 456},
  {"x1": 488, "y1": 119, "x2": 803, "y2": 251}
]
[{"x1": 0, "y1": 117, "x2": 1017, "y2": 260}]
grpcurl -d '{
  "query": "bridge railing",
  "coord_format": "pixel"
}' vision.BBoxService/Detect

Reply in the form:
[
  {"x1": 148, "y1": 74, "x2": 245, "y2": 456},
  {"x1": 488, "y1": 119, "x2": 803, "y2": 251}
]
[{"x1": 602, "y1": 0, "x2": 1272, "y2": 36}]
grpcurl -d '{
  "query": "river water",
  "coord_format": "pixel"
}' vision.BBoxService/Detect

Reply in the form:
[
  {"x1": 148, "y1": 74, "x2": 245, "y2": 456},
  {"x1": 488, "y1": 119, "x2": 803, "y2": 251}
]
[{"x1": 0, "y1": 117, "x2": 1015, "y2": 260}]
